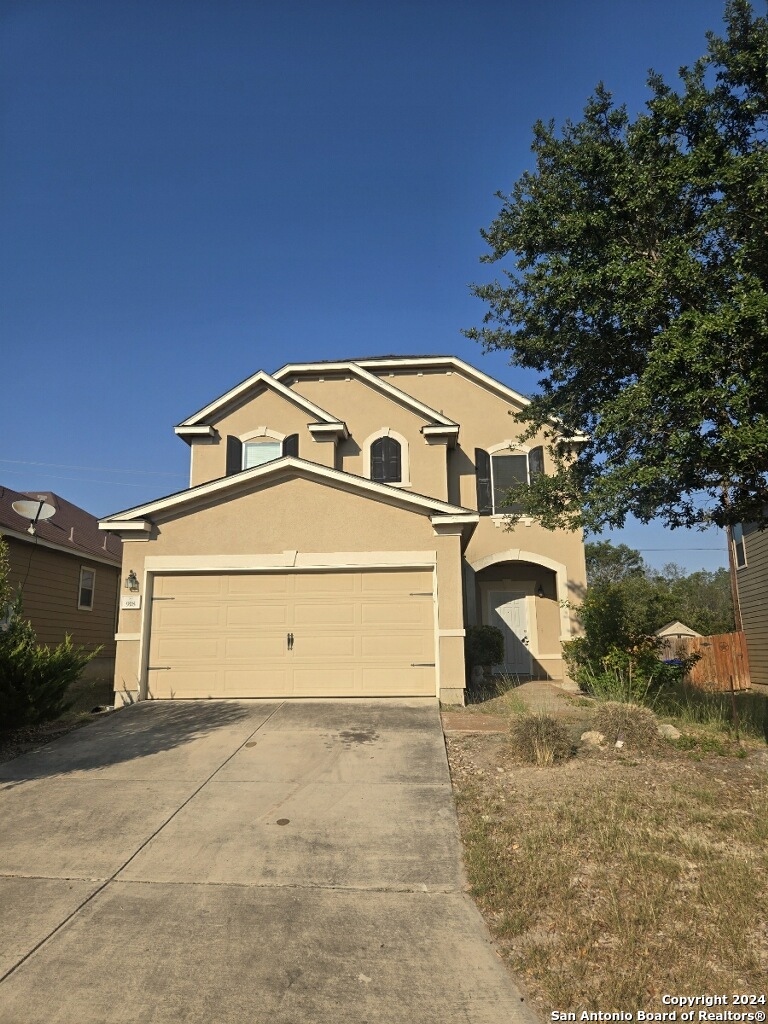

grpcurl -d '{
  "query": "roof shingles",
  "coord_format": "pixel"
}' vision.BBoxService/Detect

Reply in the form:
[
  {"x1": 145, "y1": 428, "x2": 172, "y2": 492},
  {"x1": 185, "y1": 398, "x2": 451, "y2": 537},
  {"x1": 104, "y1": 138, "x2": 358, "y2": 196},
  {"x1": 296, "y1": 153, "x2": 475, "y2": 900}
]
[{"x1": 0, "y1": 486, "x2": 122, "y2": 563}]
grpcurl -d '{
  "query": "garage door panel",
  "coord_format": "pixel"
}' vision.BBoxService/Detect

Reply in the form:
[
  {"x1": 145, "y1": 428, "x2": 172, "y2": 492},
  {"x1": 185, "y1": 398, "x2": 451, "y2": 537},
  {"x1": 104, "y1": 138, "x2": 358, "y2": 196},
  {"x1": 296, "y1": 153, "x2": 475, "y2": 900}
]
[
  {"x1": 292, "y1": 668, "x2": 357, "y2": 694},
  {"x1": 294, "y1": 602, "x2": 356, "y2": 626},
  {"x1": 226, "y1": 575, "x2": 290, "y2": 596},
  {"x1": 360, "y1": 570, "x2": 431, "y2": 594},
  {"x1": 291, "y1": 635, "x2": 357, "y2": 658},
  {"x1": 147, "y1": 669, "x2": 221, "y2": 699},
  {"x1": 361, "y1": 668, "x2": 434, "y2": 695},
  {"x1": 155, "y1": 575, "x2": 224, "y2": 598},
  {"x1": 225, "y1": 635, "x2": 286, "y2": 659},
  {"x1": 361, "y1": 603, "x2": 431, "y2": 627},
  {"x1": 153, "y1": 603, "x2": 227, "y2": 630},
  {"x1": 153, "y1": 637, "x2": 222, "y2": 661},
  {"x1": 224, "y1": 670, "x2": 291, "y2": 695},
  {"x1": 148, "y1": 570, "x2": 436, "y2": 698},
  {"x1": 293, "y1": 573, "x2": 356, "y2": 595},
  {"x1": 226, "y1": 605, "x2": 289, "y2": 627},
  {"x1": 361, "y1": 632, "x2": 431, "y2": 658}
]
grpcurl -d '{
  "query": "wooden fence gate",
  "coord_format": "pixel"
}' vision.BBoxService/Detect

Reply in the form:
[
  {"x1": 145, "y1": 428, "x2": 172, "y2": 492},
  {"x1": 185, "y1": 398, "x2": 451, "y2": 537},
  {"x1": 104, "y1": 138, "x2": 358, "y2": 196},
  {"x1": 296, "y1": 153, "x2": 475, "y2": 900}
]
[{"x1": 666, "y1": 631, "x2": 752, "y2": 692}]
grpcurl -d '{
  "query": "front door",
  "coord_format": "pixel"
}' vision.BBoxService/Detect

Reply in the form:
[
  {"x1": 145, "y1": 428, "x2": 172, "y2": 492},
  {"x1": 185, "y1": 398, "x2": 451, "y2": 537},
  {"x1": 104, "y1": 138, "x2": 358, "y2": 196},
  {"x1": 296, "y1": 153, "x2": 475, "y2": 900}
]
[{"x1": 489, "y1": 591, "x2": 530, "y2": 674}]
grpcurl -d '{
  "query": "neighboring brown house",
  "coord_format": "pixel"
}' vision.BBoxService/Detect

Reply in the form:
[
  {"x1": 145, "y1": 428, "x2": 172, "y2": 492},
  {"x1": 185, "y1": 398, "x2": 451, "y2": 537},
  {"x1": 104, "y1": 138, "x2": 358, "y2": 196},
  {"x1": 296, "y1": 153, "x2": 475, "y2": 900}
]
[
  {"x1": 101, "y1": 355, "x2": 587, "y2": 705},
  {"x1": 0, "y1": 486, "x2": 122, "y2": 680},
  {"x1": 731, "y1": 522, "x2": 768, "y2": 685}
]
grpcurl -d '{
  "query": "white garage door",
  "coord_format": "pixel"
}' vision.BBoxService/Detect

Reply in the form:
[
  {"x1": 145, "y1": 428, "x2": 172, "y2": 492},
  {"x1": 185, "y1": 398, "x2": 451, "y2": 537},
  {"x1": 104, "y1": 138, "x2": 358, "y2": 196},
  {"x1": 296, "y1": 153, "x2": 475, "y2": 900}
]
[{"x1": 146, "y1": 569, "x2": 436, "y2": 698}]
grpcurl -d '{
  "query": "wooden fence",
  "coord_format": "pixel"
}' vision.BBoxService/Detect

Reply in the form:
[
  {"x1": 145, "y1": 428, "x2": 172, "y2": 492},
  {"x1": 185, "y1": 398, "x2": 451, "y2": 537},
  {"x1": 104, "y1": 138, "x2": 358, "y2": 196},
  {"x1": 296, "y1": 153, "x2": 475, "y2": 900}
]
[{"x1": 662, "y1": 631, "x2": 752, "y2": 692}]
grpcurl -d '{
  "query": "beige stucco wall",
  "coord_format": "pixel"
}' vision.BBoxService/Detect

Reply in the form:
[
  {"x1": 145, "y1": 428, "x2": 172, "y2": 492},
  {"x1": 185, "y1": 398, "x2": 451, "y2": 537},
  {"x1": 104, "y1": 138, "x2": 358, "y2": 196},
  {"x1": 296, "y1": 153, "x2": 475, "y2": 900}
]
[
  {"x1": 364, "y1": 367, "x2": 553, "y2": 509},
  {"x1": 189, "y1": 387, "x2": 332, "y2": 487},
  {"x1": 112, "y1": 473, "x2": 466, "y2": 701},
  {"x1": 289, "y1": 376, "x2": 450, "y2": 500}
]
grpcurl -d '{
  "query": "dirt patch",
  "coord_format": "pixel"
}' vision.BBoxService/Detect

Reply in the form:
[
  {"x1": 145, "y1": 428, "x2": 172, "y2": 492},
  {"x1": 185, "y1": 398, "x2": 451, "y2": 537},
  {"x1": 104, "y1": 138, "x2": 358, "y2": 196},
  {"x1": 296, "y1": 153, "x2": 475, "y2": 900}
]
[{"x1": 446, "y1": 730, "x2": 768, "y2": 1015}]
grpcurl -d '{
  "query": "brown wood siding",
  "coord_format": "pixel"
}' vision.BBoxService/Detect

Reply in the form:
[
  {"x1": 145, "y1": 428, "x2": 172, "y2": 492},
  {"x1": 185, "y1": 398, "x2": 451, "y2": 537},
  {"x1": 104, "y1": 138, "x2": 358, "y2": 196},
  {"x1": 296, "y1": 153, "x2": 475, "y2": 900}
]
[
  {"x1": 736, "y1": 524, "x2": 768, "y2": 686},
  {"x1": 4, "y1": 538, "x2": 119, "y2": 656}
]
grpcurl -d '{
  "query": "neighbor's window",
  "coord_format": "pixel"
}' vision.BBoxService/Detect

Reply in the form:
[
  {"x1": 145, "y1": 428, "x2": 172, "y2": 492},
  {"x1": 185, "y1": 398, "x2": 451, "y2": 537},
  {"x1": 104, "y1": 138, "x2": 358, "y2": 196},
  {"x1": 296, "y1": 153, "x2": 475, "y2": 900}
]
[
  {"x1": 732, "y1": 523, "x2": 747, "y2": 568},
  {"x1": 370, "y1": 436, "x2": 402, "y2": 483},
  {"x1": 78, "y1": 567, "x2": 95, "y2": 610}
]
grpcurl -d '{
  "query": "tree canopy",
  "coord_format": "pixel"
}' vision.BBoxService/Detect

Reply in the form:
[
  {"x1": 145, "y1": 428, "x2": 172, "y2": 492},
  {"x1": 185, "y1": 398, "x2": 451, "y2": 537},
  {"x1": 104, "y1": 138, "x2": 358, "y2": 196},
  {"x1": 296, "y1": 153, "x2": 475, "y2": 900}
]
[
  {"x1": 582, "y1": 541, "x2": 734, "y2": 647},
  {"x1": 466, "y1": 0, "x2": 768, "y2": 532}
]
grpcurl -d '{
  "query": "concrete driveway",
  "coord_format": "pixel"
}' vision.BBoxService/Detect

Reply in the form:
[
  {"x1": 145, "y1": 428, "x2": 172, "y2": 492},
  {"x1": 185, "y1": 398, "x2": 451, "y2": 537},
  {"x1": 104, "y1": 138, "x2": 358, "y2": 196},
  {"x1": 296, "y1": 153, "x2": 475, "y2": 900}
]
[{"x1": 0, "y1": 700, "x2": 536, "y2": 1023}]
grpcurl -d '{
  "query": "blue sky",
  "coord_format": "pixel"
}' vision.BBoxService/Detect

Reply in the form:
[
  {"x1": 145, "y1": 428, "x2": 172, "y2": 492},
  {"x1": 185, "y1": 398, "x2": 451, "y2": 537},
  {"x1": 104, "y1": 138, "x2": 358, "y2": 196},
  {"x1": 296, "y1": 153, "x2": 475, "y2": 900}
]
[{"x1": 1, "y1": 0, "x2": 734, "y2": 572}]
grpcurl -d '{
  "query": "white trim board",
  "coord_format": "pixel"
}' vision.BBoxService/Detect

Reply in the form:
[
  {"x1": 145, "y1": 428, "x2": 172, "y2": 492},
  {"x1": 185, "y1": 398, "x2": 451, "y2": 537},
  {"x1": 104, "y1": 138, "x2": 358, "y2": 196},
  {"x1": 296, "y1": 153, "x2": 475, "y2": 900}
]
[
  {"x1": 273, "y1": 361, "x2": 456, "y2": 426},
  {"x1": 100, "y1": 456, "x2": 478, "y2": 527},
  {"x1": 178, "y1": 370, "x2": 340, "y2": 428}
]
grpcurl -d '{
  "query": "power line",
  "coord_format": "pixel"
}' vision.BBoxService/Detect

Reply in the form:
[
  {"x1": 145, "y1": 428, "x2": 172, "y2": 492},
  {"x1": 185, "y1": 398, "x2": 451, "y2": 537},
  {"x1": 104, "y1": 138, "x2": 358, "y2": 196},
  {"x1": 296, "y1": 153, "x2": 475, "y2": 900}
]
[
  {"x1": 0, "y1": 458, "x2": 180, "y2": 477},
  {"x1": 0, "y1": 467, "x2": 180, "y2": 489}
]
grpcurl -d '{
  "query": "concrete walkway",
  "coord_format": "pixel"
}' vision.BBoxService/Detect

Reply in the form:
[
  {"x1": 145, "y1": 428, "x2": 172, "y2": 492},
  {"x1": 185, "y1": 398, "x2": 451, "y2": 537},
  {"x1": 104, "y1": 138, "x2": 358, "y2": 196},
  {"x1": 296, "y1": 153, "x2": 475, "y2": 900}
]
[{"x1": 0, "y1": 700, "x2": 537, "y2": 1024}]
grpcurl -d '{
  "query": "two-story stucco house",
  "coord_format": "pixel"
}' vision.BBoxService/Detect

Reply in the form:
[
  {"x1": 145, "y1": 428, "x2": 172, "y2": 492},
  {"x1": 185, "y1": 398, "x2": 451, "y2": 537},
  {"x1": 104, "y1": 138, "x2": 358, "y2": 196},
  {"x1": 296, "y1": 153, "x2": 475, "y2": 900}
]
[{"x1": 100, "y1": 356, "x2": 586, "y2": 705}]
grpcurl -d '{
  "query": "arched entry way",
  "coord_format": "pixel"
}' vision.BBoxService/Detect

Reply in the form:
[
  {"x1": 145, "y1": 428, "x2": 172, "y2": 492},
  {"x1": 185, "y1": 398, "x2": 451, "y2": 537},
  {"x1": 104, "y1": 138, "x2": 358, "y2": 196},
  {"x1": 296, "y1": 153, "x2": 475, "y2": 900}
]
[{"x1": 468, "y1": 549, "x2": 573, "y2": 682}]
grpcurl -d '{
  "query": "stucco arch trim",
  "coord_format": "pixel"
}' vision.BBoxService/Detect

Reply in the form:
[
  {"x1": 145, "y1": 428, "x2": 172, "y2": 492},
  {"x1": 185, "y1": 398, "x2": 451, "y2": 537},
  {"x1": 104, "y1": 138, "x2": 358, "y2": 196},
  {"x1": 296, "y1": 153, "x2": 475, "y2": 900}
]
[
  {"x1": 470, "y1": 548, "x2": 572, "y2": 640},
  {"x1": 362, "y1": 428, "x2": 411, "y2": 487},
  {"x1": 486, "y1": 439, "x2": 532, "y2": 455},
  {"x1": 239, "y1": 426, "x2": 287, "y2": 443}
]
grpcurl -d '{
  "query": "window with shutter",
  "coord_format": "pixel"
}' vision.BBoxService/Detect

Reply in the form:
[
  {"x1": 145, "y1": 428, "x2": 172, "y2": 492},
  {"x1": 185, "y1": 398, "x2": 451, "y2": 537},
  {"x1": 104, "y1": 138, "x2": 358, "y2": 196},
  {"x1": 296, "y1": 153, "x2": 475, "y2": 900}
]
[
  {"x1": 370, "y1": 436, "x2": 401, "y2": 483},
  {"x1": 477, "y1": 446, "x2": 548, "y2": 514}
]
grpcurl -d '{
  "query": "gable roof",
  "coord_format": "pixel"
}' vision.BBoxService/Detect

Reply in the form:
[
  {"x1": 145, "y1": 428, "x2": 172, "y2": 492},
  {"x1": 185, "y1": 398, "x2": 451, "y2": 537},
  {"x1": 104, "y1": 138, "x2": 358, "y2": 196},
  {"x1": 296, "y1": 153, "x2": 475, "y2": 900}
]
[
  {"x1": 176, "y1": 369, "x2": 342, "y2": 431},
  {"x1": 355, "y1": 355, "x2": 533, "y2": 408},
  {"x1": 654, "y1": 620, "x2": 702, "y2": 638},
  {"x1": 273, "y1": 361, "x2": 457, "y2": 426},
  {"x1": 100, "y1": 457, "x2": 478, "y2": 529},
  {"x1": 0, "y1": 485, "x2": 122, "y2": 564}
]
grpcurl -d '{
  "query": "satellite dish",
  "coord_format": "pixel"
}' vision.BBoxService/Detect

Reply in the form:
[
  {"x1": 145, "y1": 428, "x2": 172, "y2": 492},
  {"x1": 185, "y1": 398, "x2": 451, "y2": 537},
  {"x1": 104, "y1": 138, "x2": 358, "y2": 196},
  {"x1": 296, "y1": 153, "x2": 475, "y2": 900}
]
[{"x1": 12, "y1": 499, "x2": 56, "y2": 535}]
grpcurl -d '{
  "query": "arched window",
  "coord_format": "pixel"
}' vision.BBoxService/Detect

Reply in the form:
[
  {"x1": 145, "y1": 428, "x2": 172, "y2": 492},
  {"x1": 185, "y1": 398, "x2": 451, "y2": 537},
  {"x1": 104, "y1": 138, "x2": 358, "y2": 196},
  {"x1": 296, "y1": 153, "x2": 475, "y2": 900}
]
[
  {"x1": 225, "y1": 432, "x2": 298, "y2": 475},
  {"x1": 370, "y1": 436, "x2": 402, "y2": 483}
]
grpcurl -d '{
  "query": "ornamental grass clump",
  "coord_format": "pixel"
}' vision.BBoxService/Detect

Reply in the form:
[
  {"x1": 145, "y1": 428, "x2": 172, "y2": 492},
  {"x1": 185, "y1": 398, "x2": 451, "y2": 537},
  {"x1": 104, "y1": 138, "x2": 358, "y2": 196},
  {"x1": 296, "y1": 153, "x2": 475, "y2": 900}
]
[
  {"x1": 592, "y1": 700, "x2": 659, "y2": 751},
  {"x1": 510, "y1": 713, "x2": 572, "y2": 766}
]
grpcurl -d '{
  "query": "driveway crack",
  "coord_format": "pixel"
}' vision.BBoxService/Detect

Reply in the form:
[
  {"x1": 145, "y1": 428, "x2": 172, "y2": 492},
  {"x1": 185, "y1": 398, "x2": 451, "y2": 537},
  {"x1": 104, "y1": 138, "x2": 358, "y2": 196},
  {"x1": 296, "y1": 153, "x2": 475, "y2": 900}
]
[{"x1": 0, "y1": 702, "x2": 286, "y2": 986}]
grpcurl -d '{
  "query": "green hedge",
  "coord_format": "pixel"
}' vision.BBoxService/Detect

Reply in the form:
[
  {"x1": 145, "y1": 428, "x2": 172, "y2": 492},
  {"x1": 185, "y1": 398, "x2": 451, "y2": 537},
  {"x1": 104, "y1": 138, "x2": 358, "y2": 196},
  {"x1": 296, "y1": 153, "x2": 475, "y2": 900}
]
[{"x1": 0, "y1": 604, "x2": 97, "y2": 731}]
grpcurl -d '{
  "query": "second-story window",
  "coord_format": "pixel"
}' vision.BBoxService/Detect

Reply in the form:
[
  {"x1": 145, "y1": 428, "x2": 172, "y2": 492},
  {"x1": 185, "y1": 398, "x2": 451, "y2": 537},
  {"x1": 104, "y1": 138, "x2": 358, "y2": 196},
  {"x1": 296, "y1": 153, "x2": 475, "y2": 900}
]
[
  {"x1": 243, "y1": 440, "x2": 282, "y2": 469},
  {"x1": 226, "y1": 433, "x2": 298, "y2": 475},
  {"x1": 370, "y1": 436, "x2": 402, "y2": 483},
  {"x1": 476, "y1": 446, "x2": 544, "y2": 516}
]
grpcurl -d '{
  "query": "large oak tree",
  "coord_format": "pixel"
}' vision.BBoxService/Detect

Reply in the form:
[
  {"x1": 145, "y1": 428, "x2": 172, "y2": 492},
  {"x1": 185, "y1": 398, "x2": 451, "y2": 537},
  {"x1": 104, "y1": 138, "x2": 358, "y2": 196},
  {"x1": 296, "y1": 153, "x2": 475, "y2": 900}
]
[{"x1": 466, "y1": 0, "x2": 768, "y2": 533}]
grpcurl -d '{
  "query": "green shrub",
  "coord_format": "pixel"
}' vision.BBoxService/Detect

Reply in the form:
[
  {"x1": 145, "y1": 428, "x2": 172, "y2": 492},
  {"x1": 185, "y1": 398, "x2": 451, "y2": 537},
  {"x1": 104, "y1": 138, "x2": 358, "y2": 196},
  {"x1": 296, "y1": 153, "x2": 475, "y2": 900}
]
[
  {"x1": 465, "y1": 625, "x2": 504, "y2": 669},
  {"x1": 564, "y1": 636, "x2": 694, "y2": 704},
  {"x1": 510, "y1": 713, "x2": 572, "y2": 765},
  {"x1": 0, "y1": 605, "x2": 97, "y2": 731},
  {"x1": 592, "y1": 701, "x2": 659, "y2": 750}
]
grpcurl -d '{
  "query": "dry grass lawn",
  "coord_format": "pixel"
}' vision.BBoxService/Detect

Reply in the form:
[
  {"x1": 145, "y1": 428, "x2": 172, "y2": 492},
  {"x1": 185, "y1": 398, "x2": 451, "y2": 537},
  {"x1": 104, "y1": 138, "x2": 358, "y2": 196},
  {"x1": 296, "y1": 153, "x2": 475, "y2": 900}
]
[{"x1": 447, "y1": 717, "x2": 768, "y2": 1016}]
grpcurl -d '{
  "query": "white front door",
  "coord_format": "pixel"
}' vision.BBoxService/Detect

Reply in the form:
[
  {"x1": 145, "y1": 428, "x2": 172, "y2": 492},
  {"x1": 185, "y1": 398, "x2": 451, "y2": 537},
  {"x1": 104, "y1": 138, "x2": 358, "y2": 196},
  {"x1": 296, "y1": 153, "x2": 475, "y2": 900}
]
[{"x1": 489, "y1": 591, "x2": 530, "y2": 674}]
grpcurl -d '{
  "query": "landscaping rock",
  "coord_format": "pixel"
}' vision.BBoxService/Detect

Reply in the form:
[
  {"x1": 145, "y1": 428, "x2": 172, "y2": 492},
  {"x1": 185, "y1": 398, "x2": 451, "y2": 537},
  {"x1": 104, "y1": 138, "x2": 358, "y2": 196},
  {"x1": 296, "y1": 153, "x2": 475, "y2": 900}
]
[
  {"x1": 658, "y1": 724, "x2": 681, "y2": 740},
  {"x1": 581, "y1": 730, "x2": 605, "y2": 747}
]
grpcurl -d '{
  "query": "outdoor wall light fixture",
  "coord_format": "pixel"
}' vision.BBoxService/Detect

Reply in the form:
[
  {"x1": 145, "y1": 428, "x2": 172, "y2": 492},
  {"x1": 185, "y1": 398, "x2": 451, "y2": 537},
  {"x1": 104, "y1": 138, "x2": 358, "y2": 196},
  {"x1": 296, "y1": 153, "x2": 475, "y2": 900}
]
[
  {"x1": 536, "y1": 583, "x2": 545, "y2": 598},
  {"x1": 125, "y1": 570, "x2": 139, "y2": 592}
]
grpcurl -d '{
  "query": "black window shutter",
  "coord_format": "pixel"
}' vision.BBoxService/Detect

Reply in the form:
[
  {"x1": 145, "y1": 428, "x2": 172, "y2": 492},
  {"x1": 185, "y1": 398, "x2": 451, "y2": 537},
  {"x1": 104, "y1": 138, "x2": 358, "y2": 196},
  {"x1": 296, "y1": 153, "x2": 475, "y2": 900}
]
[
  {"x1": 226, "y1": 436, "x2": 242, "y2": 476},
  {"x1": 475, "y1": 448, "x2": 492, "y2": 515},
  {"x1": 371, "y1": 436, "x2": 401, "y2": 483},
  {"x1": 529, "y1": 446, "x2": 544, "y2": 478},
  {"x1": 385, "y1": 437, "x2": 401, "y2": 482},
  {"x1": 371, "y1": 438, "x2": 386, "y2": 481},
  {"x1": 284, "y1": 433, "x2": 299, "y2": 457}
]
